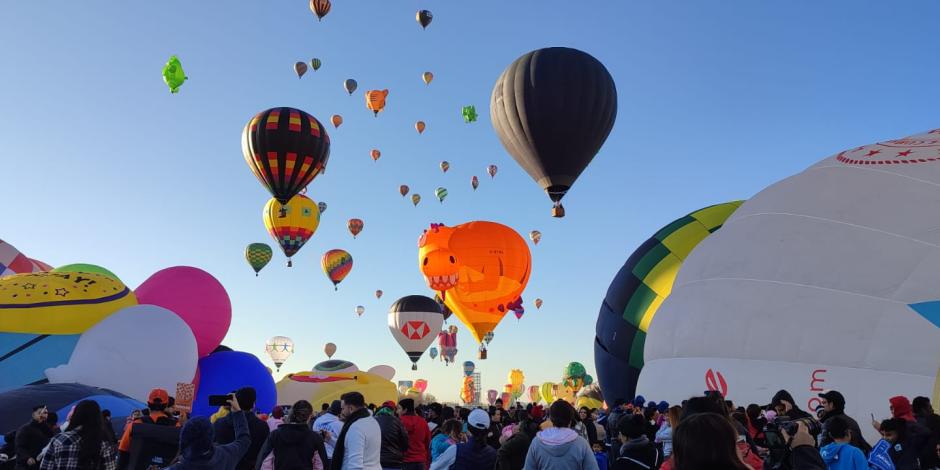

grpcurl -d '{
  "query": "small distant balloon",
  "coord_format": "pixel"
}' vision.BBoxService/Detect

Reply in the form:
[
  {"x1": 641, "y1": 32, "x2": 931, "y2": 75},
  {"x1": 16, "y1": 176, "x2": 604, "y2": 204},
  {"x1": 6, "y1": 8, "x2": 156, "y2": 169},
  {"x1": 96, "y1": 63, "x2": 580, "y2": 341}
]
[
  {"x1": 375, "y1": 290, "x2": 383, "y2": 299},
  {"x1": 487, "y1": 165, "x2": 498, "y2": 178},
  {"x1": 471, "y1": 176, "x2": 479, "y2": 190},
  {"x1": 265, "y1": 336, "x2": 294, "y2": 371},
  {"x1": 535, "y1": 298, "x2": 543, "y2": 309},
  {"x1": 365, "y1": 89, "x2": 389, "y2": 116},
  {"x1": 435, "y1": 187, "x2": 448, "y2": 203},
  {"x1": 371, "y1": 149, "x2": 381, "y2": 162},
  {"x1": 318, "y1": 201, "x2": 327, "y2": 214},
  {"x1": 412, "y1": 194, "x2": 421, "y2": 206},
  {"x1": 344, "y1": 79, "x2": 358, "y2": 95},
  {"x1": 324, "y1": 342, "x2": 336, "y2": 358},
  {"x1": 484, "y1": 331, "x2": 494, "y2": 345},
  {"x1": 294, "y1": 62, "x2": 308, "y2": 78},
  {"x1": 399, "y1": 185, "x2": 410, "y2": 197},
  {"x1": 348, "y1": 218, "x2": 364, "y2": 238},
  {"x1": 321, "y1": 249, "x2": 352, "y2": 290},
  {"x1": 462, "y1": 105, "x2": 478, "y2": 123},
  {"x1": 422, "y1": 72, "x2": 434, "y2": 85},
  {"x1": 355, "y1": 305, "x2": 365, "y2": 317},
  {"x1": 415, "y1": 121, "x2": 426, "y2": 134},
  {"x1": 162, "y1": 55, "x2": 187, "y2": 94},
  {"x1": 529, "y1": 230, "x2": 541, "y2": 245},
  {"x1": 245, "y1": 243, "x2": 273, "y2": 277},
  {"x1": 440, "y1": 161, "x2": 450, "y2": 173},
  {"x1": 416, "y1": 10, "x2": 433, "y2": 29},
  {"x1": 310, "y1": 58, "x2": 322, "y2": 71},
  {"x1": 309, "y1": 0, "x2": 331, "y2": 21},
  {"x1": 331, "y1": 114, "x2": 343, "y2": 128}
]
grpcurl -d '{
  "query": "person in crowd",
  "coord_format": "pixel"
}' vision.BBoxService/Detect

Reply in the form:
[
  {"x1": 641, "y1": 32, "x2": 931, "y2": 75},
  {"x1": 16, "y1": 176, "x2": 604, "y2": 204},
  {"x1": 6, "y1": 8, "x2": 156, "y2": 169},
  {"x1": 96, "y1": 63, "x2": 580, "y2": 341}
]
[
  {"x1": 641, "y1": 404, "x2": 658, "y2": 443},
  {"x1": 319, "y1": 404, "x2": 330, "y2": 419},
  {"x1": 100, "y1": 410, "x2": 117, "y2": 445},
  {"x1": 166, "y1": 394, "x2": 249, "y2": 470},
  {"x1": 373, "y1": 401, "x2": 408, "y2": 470},
  {"x1": 913, "y1": 397, "x2": 934, "y2": 427},
  {"x1": 496, "y1": 411, "x2": 537, "y2": 470},
  {"x1": 919, "y1": 413, "x2": 940, "y2": 470},
  {"x1": 489, "y1": 408, "x2": 506, "y2": 450},
  {"x1": 524, "y1": 400, "x2": 597, "y2": 470},
  {"x1": 816, "y1": 390, "x2": 869, "y2": 454},
  {"x1": 38, "y1": 400, "x2": 116, "y2": 470},
  {"x1": 590, "y1": 443, "x2": 607, "y2": 470},
  {"x1": 655, "y1": 406, "x2": 680, "y2": 459},
  {"x1": 431, "y1": 409, "x2": 496, "y2": 470},
  {"x1": 771, "y1": 390, "x2": 813, "y2": 420},
  {"x1": 670, "y1": 412, "x2": 754, "y2": 470},
  {"x1": 611, "y1": 414, "x2": 660, "y2": 470},
  {"x1": 744, "y1": 404, "x2": 766, "y2": 446},
  {"x1": 330, "y1": 392, "x2": 381, "y2": 470},
  {"x1": 1, "y1": 431, "x2": 17, "y2": 470},
  {"x1": 606, "y1": 400, "x2": 628, "y2": 447},
  {"x1": 117, "y1": 389, "x2": 178, "y2": 461},
  {"x1": 426, "y1": 404, "x2": 443, "y2": 434},
  {"x1": 495, "y1": 399, "x2": 506, "y2": 415},
  {"x1": 591, "y1": 410, "x2": 606, "y2": 445},
  {"x1": 312, "y1": 401, "x2": 344, "y2": 467},
  {"x1": 267, "y1": 408, "x2": 285, "y2": 433},
  {"x1": 215, "y1": 387, "x2": 270, "y2": 470},
  {"x1": 430, "y1": 420, "x2": 463, "y2": 463},
  {"x1": 395, "y1": 399, "x2": 427, "y2": 470},
  {"x1": 578, "y1": 408, "x2": 598, "y2": 446},
  {"x1": 16, "y1": 405, "x2": 53, "y2": 470},
  {"x1": 255, "y1": 400, "x2": 329, "y2": 470},
  {"x1": 819, "y1": 415, "x2": 867, "y2": 470},
  {"x1": 880, "y1": 417, "x2": 929, "y2": 470},
  {"x1": 45, "y1": 413, "x2": 60, "y2": 438}
]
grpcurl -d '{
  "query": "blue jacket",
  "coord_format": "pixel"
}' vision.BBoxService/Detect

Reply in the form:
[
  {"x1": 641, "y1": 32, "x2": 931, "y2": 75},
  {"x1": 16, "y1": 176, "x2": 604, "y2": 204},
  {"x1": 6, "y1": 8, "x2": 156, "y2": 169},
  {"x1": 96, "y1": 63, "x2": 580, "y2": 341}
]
[{"x1": 820, "y1": 442, "x2": 868, "y2": 470}]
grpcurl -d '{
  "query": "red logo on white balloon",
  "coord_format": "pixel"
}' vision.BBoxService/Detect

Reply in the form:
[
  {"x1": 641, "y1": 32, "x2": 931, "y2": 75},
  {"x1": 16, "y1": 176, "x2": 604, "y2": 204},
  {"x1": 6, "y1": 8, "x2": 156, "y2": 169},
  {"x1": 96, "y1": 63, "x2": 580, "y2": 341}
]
[
  {"x1": 705, "y1": 369, "x2": 728, "y2": 396},
  {"x1": 401, "y1": 321, "x2": 430, "y2": 340}
]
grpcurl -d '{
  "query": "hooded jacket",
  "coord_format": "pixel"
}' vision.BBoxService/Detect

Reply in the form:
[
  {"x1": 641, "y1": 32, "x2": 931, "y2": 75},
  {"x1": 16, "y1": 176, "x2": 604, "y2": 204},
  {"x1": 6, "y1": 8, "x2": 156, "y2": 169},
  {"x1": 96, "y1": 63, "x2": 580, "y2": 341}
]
[
  {"x1": 166, "y1": 411, "x2": 250, "y2": 470},
  {"x1": 818, "y1": 411, "x2": 870, "y2": 454},
  {"x1": 819, "y1": 442, "x2": 868, "y2": 470},
  {"x1": 254, "y1": 423, "x2": 328, "y2": 470},
  {"x1": 612, "y1": 436, "x2": 660, "y2": 470},
  {"x1": 373, "y1": 413, "x2": 408, "y2": 468},
  {"x1": 890, "y1": 396, "x2": 916, "y2": 422},
  {"x1": 523, "y1": 428, "x2": 599, "y2": 470},
  {"x1": 772, "y1": 390, "x2": 813, "y2": 420},
  {"x1": 495, "y1": 425, "x2": 534, "y2": 470},
  {"x1": 311, "y1": 413, "x2": 343, "y2": 459},
  {"x1": 399, "y1": 413, "x2": 430, "y2": 463}
]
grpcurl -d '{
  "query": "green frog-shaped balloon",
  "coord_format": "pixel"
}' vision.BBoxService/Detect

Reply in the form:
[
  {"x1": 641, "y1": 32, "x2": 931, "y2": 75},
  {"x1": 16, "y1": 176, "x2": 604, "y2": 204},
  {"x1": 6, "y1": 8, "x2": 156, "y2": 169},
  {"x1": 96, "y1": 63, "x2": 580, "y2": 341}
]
[{"x1": 162, "y1": 55, "x2": 188, "y2": 93}]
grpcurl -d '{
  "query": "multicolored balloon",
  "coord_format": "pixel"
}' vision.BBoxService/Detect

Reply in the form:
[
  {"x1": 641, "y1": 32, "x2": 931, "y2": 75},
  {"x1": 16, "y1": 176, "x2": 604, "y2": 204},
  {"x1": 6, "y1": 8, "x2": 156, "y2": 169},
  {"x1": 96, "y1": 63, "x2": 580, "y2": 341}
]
[
  {"x1": 528, "y1": 385, "x2": 541, "y2": 403},
  {"x1": 415, "y1": 121, "x2": 426, "y2": 134},
  {"x1": 309, "y1": 0, "x2": 331, "y2": 21},
  {"x1": 375, "y1": 290, "x2": 383, "y2": 299},
  {"x1": 487, "y1": 165, "x2": 497, "y2": 178},
  {"x1": 471, "y1": 176, "x2": 479, "y2": 190},
  {"x1": 348, "y1": 218, "x2": 364, "y2": 238},
  {"x1": 245, "y1": 243, "x2": 273, "y2": 276},
  {"x1": 422, "y1": 72, "x2": 433, "y2": 85},
  {"x1": 487, "y1": 389, "x2": 499, "y2": 406},
  {"x1": 529, "y1": 231, "x2": 541, "y2": 245},
  {"x1": 310, "y1": 58, "x2": 322, "y2": 71},
  {"x1": 399, "y1": 185, "x2": 410, "y2": 197},
  {"x1": 435, "y1": 187, "x2": 448, "y2": 203},
  {"x1": 462, "y1": 361, "x2": 475, "y2": 377},
  {"x1": 242, "y1": 107, "x2": 330, "y2": 205},
  {"x1": 265, "y1": 336, "x2": 294, "y2": 371},
  {"x1": 365, "y1": 89, "x2": 389, "y2": 117},
  {"x1": 321, "y1": 249, "x2": 353, "y2": 290},
  {"x1": 416, "y1": 10, "x2": 433, "y2": 29},
  {"x1": 412, "y1": 194, "x2": 421, "y2": 206},
  {"x1": 462, "y1": 105, "x2": 478, "y2": 123},
  {"x1": 355, "y1": 305, "x2": 365, "y2": 317},
  {"x1": 263, "y1": 195, "x2": 321, "y2": 267},
  {"x1": 331, "y1": 114, "x2": 343, "y2": 128},
  {"x1": 388, "y1": 295, "x2": 444, "y2": 370},
  {"x1": 344, "y1": 78, "x2": 358, "y2": 95},
  {"x1": 483, "y1": 331, "x2": 494, "y2": 345},
  {"x1": 294, "y1": 61, "x2": 308, "y2": 78},
  {"x1": 371, "y1": 149, "x2": 381, "y2": 161},
  {"x1": 162, "y1": 55, "x2": 187, "y2": 93},
  {"x1": 440, "y1": 161, "x2": 450, "y2": 173},
  {"x1": 535, "y1": 298, "x2": 543, "y2": 309},
  {"x1": 318, "y1": 201, "x2": 327, "y2": 214},
  {"x1": 437, "y1": 324, "x2": 458, "y2": 364}
]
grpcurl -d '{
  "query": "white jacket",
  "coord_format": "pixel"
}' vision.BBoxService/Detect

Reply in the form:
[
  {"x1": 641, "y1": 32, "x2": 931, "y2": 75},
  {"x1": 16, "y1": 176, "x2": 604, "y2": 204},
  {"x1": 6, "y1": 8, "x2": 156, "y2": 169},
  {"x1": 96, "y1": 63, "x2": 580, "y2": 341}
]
[
  {"x1": 312, "y1": 412, "x2": 344, "y2": 458},
  {"x1": 340, "y1": 416, "x2": 382, "y2": 470}
]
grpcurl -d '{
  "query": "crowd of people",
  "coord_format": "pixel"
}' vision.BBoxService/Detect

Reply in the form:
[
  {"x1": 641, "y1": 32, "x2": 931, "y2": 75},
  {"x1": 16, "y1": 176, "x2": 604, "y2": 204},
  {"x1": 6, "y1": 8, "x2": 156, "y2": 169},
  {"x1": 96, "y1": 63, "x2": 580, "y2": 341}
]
[{"x1": 1, "y1": 386, "x2": 938, "y2": 470}]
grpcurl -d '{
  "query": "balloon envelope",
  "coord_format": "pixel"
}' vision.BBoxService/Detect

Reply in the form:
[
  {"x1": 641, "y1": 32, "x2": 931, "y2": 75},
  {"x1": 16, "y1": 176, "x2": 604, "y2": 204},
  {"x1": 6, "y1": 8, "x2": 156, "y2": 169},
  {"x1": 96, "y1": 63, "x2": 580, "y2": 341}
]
[
  {"x1": 265, "y1": 336, "x2": 294, "y2": 370},
  {"x1": 324, "y1": 342, "x2": 337, "y2": 358},
  {"x1": 368, "y1": 365, "x2": 396, "y2": 381},
  {"x1": 245, "y1": 243, "x2": 273, "y2": 276},
  {"x1": 0, "y1": 383, "x2": 144, "y2": 435},
  {"x1": 322, "y1": 249, "x2": 353, "y2": 289},
  {"x1": 52, "y1": 263, "x2": 120, "y2": 282},
  {"x1": 263, "y1": 195, "x2": 321, "y2": 264},
  {"x1": 462, "y1": 361, "x2": 475, "y2": 377},
  {"x1": 388, "y1": 296, "x2": 444, "y2": 369},
  {"x1": 193, "y1": 351, "x2": 276, "y2": 417},
  {"x1": 344, "y1": 79, "x2": 358, "y2": 95}
]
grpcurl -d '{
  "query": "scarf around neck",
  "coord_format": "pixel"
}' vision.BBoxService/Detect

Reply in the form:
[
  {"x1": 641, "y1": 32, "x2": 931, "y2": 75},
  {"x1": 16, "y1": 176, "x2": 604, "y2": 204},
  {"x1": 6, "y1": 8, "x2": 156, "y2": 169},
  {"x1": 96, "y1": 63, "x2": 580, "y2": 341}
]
[{"x1": 330, "y1": 408, "x2": 370, "y2": 470}]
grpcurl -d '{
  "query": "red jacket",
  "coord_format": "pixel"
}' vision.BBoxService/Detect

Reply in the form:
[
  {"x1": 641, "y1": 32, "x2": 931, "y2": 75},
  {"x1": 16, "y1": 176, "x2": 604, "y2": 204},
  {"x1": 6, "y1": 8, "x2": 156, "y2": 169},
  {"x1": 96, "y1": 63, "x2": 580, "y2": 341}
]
[{"x1": 400, "y1": 414, "x2": 430, "y2": 464}]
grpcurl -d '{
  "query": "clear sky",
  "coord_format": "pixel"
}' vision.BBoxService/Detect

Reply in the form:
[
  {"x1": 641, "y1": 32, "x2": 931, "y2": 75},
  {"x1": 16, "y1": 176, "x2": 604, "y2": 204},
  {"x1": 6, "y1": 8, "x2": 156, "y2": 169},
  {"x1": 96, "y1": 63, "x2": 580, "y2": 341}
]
[{"x1": 2, "y1": 1, "x2": 939, "y2": 403}]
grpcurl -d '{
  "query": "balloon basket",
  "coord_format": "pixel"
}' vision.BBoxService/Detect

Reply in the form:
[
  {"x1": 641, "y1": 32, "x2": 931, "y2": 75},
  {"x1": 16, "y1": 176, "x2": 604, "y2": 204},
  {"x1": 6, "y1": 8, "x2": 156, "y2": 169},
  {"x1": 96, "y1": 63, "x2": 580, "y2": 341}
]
[
  {"x1": 552, "y1": 204, "x2": 565, "y2": 218},
  {"x1": 287, "y1": 259, "x2": 292, "y2": 267},
  {"x1": 411, "y1": 364, "x2": 417, "y2": 371}
]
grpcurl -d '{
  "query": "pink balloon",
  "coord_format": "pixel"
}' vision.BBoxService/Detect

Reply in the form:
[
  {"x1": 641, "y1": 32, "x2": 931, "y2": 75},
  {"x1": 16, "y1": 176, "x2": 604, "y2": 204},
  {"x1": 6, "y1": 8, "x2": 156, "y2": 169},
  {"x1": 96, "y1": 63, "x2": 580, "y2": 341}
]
[
  {"x1": 135, "y1": 266, "x2": 232, "y2": 357},
  {"x1": 414, "y1": 379, "x2": 428, "y2": 394}
]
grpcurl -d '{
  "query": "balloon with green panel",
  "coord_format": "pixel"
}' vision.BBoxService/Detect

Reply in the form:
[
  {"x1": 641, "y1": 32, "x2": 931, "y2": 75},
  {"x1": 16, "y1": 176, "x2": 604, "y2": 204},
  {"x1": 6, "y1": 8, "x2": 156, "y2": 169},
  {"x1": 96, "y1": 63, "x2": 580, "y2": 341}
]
[
  {"x1": 594, "y1": 201, "x2": 743, "y2": 404},
  {"x1": 245, "y1": 243, "x2": 273, "y2": 277}
]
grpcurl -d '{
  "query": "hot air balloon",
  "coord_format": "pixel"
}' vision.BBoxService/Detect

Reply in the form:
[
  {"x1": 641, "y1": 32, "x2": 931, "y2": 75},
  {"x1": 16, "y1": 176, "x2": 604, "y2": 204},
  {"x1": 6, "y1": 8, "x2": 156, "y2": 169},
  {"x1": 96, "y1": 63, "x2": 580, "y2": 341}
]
[
  {"x1": 540, "y1": 382, "x2": 556, "y2": 404},
  {"x1": 534, "y1": 298, "x2": 543, "y2": 309},
  {"x1": 462, "y1": 361, "x2": 475, "y2": 377},
  {"x1": 294, "y1": 61, "x2": 308, "y2": 78},
  {"x1": 461, "y1": 376, "x2": 475, "y2": 404},
  {"x1": 371, "y1": 149, "x2": 381, "y2": 161},
  {"x1": 483, "y1": 331, "x2": 494, "y2": 345},
  {"x1": 490, "y1": 47, "x2": 617, "y2": 218},
  {"x1": 422, "y1": 72, "x2": 433, "y2": 85},
  {"x1": 355, "y1": 305, "x2": 365, "y2": 317},
  {"x1": 471, "y1": 176, "x2": 479, "y2": 190},
  {"x1": 317, "y1": 201, "x2": 327, "y2": 214},
  {"x1": 411, "y1": 194, "x2": 421, "y2": 206},
  {"x1": 310, "y1": 58, "x2": 322, "y2": 71},
  {"x1": 242, "y1": 107, "x2": 330, "y2": 205},
  {"x1": 528, "y1": 385, "x2": 540, "y2": 403},
  {"x1": 263, "y1": 195, "x2": 321, "y2": 267},
  {"x1": 462, "y1": 105, "x2": 478, "y2": 123},
  {"x1": 309, "y1": 0, "x2": 331, "y2": 21},
  {"x1": 399, "y1": 185, "x2": 409, "y2": 197},
  {"x1": 414, "y1": 379, "x2": 428, "y2": 394},
  {"x1": 162, "y1": 55, "x2": 187, "y2": 93},
  {"x1": 415, "y1": 121, "x2": 426, "y2": 134},
  {"x1": 324, "y1": 342, "x2": 336, "y2": 358},
  {"x1": 437, "y1": 325, "x2": 458, "y2": 364},
  {"x1": 418, "y1": 221, "x2": 531, "y2": 344},
  {"x1": 348, "y1": 218, "x2": 364, "y2": 238},
  {"x1": 487, "y1": 165, "x2": 497, "y2": 178},
  {"x1": 245, "y1": 243, "x2": 273, "y2": 276},
  {"x1": 321, "y1": 249, "x2": 352, "y2": 290},
  {"x1": 428, "y1": 347, "x2": 438, "y2": 360},
  {"x1": 440, "y1": 161, "x2": 449, "y2": 173},
  {"x1": 265, "y1": 336, "x2": 294, "y2": 371},
  {"x1": 331, "y1": 114, "x2": 343, "y2": 128},
  {"x1": 388, "y1": 295, "x2": 444, "y2": 370},
  {"x1": 434, "y1": 187, "x2": 447, "y2": 203},
  {"x1": 529, "y1": 231, "x2": 541, "y2": 245},
  {"x1": 344, "y1": 79, "x2": 357, "y2": 95},
  {"x1": 487, "y1": 389, "x2": 498, "y2": 406},
  {"x1": 375, "y1": 290, "x2": 383, "y2": 299},
  {"x1": 513, "y1": 306, "x2": 524, "y2": 320},
  {"x1": 416, "y1": 10, "x2": 433, "y2": 29},
  {"x1": 508, "y1": 369, "x2": 525, "y2": 397},
  {"x1": 365, "y1": 89, "x2": 389, "y2": 117}
]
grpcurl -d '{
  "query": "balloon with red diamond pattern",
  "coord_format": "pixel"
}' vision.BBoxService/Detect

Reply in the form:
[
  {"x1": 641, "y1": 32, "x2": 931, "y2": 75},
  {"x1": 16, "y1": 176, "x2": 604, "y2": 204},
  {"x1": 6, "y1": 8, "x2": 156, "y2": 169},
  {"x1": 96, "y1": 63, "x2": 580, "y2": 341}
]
[{"x1": 387, "y1": 295, "x2": 444, "y2": 370}]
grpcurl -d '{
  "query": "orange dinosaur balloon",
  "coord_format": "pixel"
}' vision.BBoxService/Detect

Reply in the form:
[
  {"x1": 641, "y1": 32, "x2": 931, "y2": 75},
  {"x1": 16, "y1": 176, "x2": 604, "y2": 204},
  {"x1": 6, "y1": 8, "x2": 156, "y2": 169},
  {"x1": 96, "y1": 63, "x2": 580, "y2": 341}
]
[{"x1": 418, "y1": 221, "x2": 531, "y2": 343}]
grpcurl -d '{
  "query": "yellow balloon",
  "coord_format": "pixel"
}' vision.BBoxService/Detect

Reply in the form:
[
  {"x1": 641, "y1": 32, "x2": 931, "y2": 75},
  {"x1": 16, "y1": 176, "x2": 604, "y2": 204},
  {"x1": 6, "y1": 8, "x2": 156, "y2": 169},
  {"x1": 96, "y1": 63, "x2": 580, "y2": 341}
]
[
  {"x1": 540, "y1": 382, "x2": 556, "y2": 404},
  {"x1": 263, "y1": 195, "x2": 321, "y2": 266}
]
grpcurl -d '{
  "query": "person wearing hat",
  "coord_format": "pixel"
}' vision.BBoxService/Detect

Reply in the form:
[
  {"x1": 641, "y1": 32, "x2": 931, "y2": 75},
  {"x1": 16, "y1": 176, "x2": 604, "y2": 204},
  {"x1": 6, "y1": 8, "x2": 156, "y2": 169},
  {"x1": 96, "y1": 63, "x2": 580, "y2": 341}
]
[
  {"x1": 524, "y1": 401, "x2": 599, "y2": 470},
  {"x1": 117, "y1": 389, "x2": 179, "y2": 465},
  {"x1": 165, "y1": 393, "x2": 250, "y2": 469},
  {"x1": 312, "y1": 400, "x2": 344, "y2": 466},
  {"x1": 430, "y1": 409, "x2": 496, "y2": 470},
  {"x1": 817, "y1": 390, "x2": 870, "y2": 454},
  {"x1": 373, "y1": 401, "x2": 408, "y2": 470}
]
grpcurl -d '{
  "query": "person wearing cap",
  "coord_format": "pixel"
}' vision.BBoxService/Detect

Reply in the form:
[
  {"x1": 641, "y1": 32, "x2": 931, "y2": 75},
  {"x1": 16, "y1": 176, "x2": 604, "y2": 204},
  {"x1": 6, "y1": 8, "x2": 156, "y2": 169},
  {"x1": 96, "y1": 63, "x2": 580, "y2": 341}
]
[
  {"x1": 430, "y1": 409, "x2": 496, "y2": 470},
  {"x1": 524, "y1": 401, "x2": 599, "y2": 470},
  {"x1": 372, "y1": 401, "x2": 408, "y2": 470},
  {"x1": 117, "y1": 389, "x2": 178, "y2": 462},
  {"x1": 312, "y1": 401, "x2": 344, "y2": 466},
  {"x1": 817, "y1": 390, "x2": 870, "y2": 454},
  {"x1": 14, "y1": 405, "x2": 52, "y2": 469},
  {"x1": 214, "y1": 388, "x2": 270, "y2": 470},
  {"x1": 396, "y1": 399, "x2": 429, "y2": 470},
  {"x1": 165, "y1": 393, "x2": 250, "y2": 470}
]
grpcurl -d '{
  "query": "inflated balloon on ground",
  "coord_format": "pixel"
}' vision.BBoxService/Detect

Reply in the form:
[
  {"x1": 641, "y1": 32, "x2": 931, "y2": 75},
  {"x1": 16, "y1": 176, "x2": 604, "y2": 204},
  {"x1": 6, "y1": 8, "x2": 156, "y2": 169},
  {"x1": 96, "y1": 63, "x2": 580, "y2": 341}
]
[{"x1": 193, "y1": 351, "x2": 275, "y2": 417}]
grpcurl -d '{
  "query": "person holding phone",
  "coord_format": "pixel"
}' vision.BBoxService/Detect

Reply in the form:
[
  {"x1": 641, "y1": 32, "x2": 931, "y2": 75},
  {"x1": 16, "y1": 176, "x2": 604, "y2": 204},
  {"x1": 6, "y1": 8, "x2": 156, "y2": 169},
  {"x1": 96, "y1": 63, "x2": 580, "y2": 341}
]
[
  {"x1": 15, "y1": 405, "x2": 52, "y2": 469},
  {"x1": 166, "y1": 394, "x2": 250, "y2": 470}
]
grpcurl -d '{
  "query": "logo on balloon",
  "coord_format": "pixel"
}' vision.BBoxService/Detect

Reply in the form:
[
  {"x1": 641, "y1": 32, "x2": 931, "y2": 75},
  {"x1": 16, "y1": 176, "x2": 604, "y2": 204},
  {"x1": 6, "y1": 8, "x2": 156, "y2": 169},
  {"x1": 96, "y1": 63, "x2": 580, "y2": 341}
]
[
  {"x1": 705, "y1": 368, "x2": 728, "y2": 397},
  {"x1": 401, "y1": 321, "x2": 430, "y2": 340}
]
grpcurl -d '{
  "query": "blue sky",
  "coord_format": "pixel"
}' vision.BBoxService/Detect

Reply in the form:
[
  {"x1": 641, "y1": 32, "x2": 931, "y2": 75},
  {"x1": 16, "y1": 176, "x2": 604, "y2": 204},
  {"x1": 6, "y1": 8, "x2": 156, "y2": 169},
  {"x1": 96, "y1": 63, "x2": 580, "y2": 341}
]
[{"x1": 2, "y1": 1, "x2": 939, "y2": 402}]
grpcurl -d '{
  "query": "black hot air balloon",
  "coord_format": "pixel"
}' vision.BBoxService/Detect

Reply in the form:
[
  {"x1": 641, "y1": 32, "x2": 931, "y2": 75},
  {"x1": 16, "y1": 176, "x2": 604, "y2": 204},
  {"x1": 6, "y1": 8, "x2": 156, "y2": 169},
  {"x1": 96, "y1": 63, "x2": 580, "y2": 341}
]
[
  {"x1": 489, "y1": 47, "x2": 617, "y2": 217},
  {"x1": 416, "y1": 10, "x2": 433, "y2": 29},
  {"x1": 242, "y1": 107, "x2": 331, "y2": 206}
]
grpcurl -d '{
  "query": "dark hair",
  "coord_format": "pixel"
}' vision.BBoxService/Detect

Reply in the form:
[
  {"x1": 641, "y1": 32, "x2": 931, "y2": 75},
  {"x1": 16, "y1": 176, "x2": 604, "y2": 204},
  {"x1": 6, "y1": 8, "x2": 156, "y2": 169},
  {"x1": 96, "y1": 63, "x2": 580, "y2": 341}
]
[
  {"x1": 745, "y1": 404, "x2": 762, "y2": 421},
  {"x1": 458, "y1": 407, "x2": 470, "y2": 421},
  {"x1": 101, "y1": 409, "x2": 112, "y2": 419},
  {"x1": 913, "y1": 396, "x2": 932, "y2": 415},
  {"x1": 47, "y1": 411, "x2": 59, "y2": 426},
  {"x1": 399, "y1": 398, "x2": 416, "y2": 414},
  {"x1": 289, "y1": 400, "x2": 314, "y2": 424},
  {"x1": 643, "y1": 406, "x2": 656, "y2": 421},
  {"x1": 341, "y1": 392, "x2": 365, "y2": 408},
  {"x1": 67, "y1": 400, "x2": 105, "y2": 468},
  {"x1": 442, "y1": 406, "x2": 455, "y2": 421},
  {"x1": 880, "y1": 418, "x2": 908, "y2": 441},
  {"x1": 618, "y1": 414, "x2": 647, "y2": 439},
  {"x1": 549, "y1": 400, "x2": 574, "y2": 428},
  {"x1": 441, "y1": 419, "x2": 463, "y2": 438},
  {"x1": 826, "y1": 415, "x2": 851, "y2": 440},
  {"x1": 235, "y1": 387, "x2": 257, "y2": 411},
  {"x1": 495, "y1": 398, "x2": 503, "y2": 405},
  {"x1": 321, "y1": 403, "x2": 330, "y2": 411},
  {"x1": 468, "y1": 421, "x2": 488, "y2": 450},
  {"x1": 681, "y1": 396, "x2": 728, "y2": 421},
  {"x1": 673, "y1": 413, "x2": 751, "y2": 470}
]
